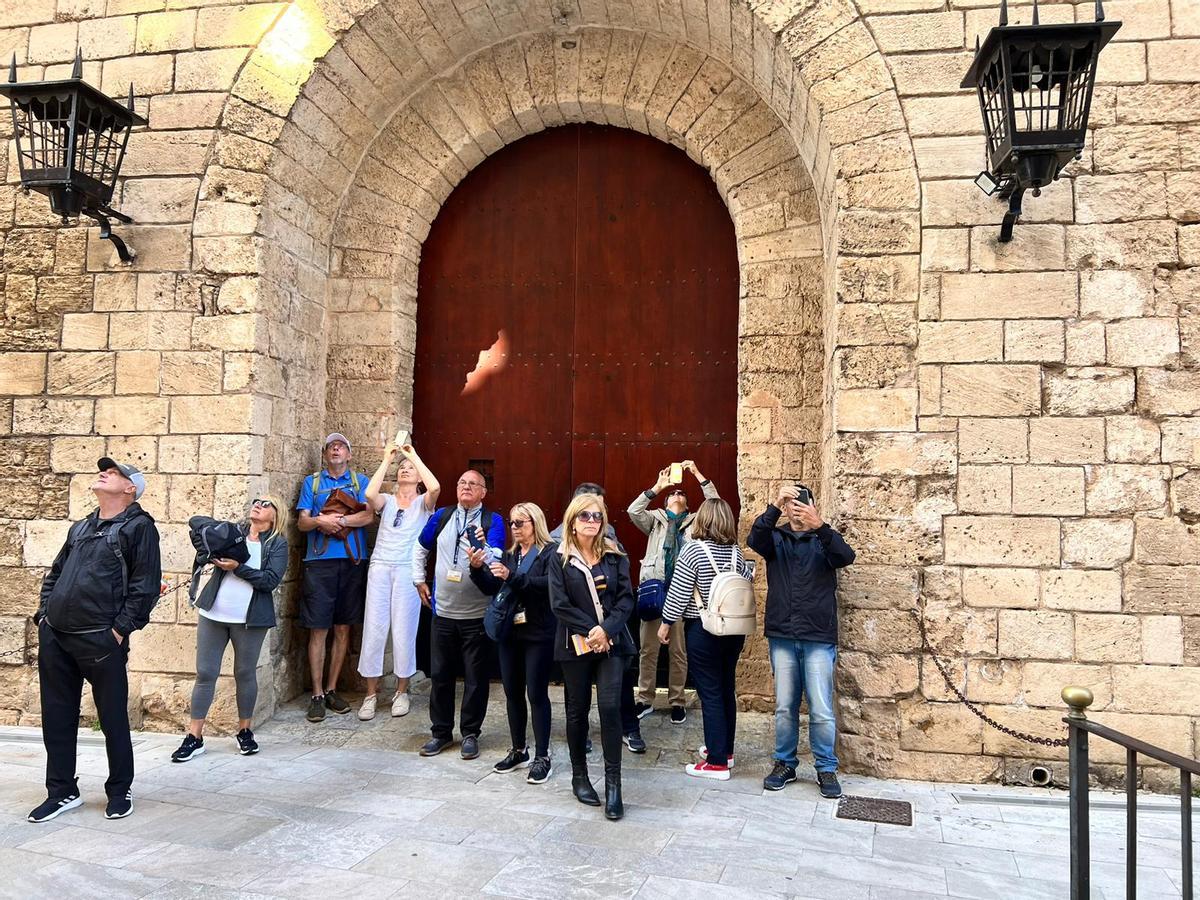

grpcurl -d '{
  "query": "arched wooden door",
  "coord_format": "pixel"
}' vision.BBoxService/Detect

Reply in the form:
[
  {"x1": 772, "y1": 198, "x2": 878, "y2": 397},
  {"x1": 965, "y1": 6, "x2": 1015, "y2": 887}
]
[{"x1": 413, "y1": 124, "x2": 739, "y2": 569}]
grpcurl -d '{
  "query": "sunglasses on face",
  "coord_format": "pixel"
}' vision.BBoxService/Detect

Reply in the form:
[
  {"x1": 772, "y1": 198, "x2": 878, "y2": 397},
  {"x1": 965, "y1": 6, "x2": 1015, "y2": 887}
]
[
  {"x1": 510, "y1": 519, "x2": 530, "y2": 529},
  {"x1": 667, "y1": 490, "x2": 686, "y2": 498},
  {"x1": 251, "y1": 499, "x2": 275, "y2": 509},
  {"x1": 577, "y1": 511, "x2": 604, "y2": 524}
]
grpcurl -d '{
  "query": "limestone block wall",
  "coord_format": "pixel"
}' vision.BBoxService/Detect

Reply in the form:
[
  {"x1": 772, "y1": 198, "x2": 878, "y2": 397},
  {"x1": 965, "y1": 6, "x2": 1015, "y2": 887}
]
[{"x1": 0, "y1": 0, "x2": 1196, "y2": 784}]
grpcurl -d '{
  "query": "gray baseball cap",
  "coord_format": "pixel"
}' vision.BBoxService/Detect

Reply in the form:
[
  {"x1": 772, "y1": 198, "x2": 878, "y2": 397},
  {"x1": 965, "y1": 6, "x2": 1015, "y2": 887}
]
[
  {"x1": 324, "y1": 432, "x2": 351, "y2": 451},
  {"x1": 97, "y1": 457, "x2": 146, "y2": 500}
]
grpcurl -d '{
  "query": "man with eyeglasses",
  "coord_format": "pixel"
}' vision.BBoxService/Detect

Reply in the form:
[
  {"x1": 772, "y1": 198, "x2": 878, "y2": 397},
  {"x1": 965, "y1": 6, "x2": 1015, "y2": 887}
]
[
  {"x1": 412, "y1": 469, "x2": 505, "y2": 759},
  {"x1": 296, "y1": 433, "x2": 374, "y2": 723}
]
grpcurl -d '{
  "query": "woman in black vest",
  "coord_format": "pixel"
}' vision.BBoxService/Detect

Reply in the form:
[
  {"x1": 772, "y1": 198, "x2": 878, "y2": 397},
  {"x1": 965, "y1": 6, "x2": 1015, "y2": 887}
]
[
  {"x1": 547, "y1": 493, "x2": 635, "y2": 820},
  {"x1": 468, "y1": 502, "x2": 557, "y2": 784}
]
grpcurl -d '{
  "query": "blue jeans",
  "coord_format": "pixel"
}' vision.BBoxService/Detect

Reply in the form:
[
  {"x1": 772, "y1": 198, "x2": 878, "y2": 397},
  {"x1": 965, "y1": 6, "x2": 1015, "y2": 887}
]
[{"x1": 768, "y1": 637, "x2": 838, "y2": 772}]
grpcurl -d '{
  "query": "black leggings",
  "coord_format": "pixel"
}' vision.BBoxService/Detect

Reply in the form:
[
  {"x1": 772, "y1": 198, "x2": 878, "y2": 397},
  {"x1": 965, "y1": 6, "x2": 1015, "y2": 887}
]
[
  {"x1": 561, "y1": 653, "x2": 625, "y2": 773},
  {"x1": 497, "y1": 637, "x2": 554, "y2": 757}
]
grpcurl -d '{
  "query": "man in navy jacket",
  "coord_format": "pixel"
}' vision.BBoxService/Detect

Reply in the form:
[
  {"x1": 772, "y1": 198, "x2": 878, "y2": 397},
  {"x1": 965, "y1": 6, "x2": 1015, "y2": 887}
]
[{"x1": 748, "y1": 484, "x2": 855, "y2": 799}]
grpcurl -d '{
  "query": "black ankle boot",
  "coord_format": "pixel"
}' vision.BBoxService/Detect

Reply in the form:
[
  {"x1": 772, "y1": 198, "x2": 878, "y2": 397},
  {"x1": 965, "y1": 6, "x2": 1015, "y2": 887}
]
[
  {"x1": 604, "y1": 769, "x2": 623, "y2": 820},
  {"x1": 572, "y1": 769, "x2": 600, "y2": 806}
]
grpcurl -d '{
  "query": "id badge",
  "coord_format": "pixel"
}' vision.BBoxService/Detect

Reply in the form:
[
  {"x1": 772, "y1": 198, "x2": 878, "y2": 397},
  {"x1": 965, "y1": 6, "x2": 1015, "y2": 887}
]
[
  {"x1": 513, "y1": 610, "x2": 527, "y2": 625},
  {"x1": 446, "y1": 569, "x2": 463, "y2": 583}
]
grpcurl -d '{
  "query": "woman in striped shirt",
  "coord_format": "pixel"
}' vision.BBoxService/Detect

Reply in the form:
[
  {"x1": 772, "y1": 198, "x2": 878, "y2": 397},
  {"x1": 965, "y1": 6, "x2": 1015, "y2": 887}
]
[{"x1": 658, "y1": 498, "x2": 752, "y2": 780}]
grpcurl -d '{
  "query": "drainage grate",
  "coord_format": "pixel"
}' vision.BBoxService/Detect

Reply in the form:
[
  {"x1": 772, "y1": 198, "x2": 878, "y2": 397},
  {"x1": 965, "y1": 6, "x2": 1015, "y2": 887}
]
[{"x1": 836, "y1": 795, "x2": 913, "y2": 826}]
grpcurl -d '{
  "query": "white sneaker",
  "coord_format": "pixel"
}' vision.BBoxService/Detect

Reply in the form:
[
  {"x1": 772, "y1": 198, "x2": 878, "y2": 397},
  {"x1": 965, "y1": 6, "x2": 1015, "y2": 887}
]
[
  {"x1": 700, "y1": 745, "x2": 734, "y2": 768},
  {"x1": 686, "y1": 761, "x2": 731, "y2": 781},
  {"x1": 358, "y1": 694, "x2": 377, "y2": 721},
  {"x1": 391, "y1": 692, "x2": 410, "y2": 717}
]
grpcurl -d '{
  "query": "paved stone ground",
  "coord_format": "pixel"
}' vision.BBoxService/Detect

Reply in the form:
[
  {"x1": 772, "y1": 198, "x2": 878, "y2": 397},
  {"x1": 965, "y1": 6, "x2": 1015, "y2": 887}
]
[{"x1": 0, "y1": 683, "x2": 1190, "y2": 899}]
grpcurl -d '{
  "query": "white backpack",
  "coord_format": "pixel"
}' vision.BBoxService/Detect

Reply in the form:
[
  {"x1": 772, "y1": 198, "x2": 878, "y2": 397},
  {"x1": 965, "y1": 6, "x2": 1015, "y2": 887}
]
[{"x1": 692, "y1": 542, "x2": 756, "y2": 636}]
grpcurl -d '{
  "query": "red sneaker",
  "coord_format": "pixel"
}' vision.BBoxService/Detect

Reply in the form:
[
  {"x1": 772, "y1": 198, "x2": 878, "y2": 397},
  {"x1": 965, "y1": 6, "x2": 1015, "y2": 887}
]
[
  {"x1": 699, "y1": 745, "x2": 735, "y2": 768},
  {"x1": 686, "y1": 761, "x2": 731, "y2": 781}
]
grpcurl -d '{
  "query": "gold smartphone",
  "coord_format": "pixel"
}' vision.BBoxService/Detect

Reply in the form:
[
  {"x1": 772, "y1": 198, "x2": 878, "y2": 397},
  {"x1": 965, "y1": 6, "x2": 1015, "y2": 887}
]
[{"x1": 670, "y1": 462, "x2": 683, "y2": 484}]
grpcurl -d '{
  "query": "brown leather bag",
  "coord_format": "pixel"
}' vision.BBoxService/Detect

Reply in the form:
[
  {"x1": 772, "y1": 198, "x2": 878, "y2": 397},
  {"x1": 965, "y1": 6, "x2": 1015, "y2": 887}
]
[{"x1": 314, "y1": 487, "x2": 368, "y2": 563}]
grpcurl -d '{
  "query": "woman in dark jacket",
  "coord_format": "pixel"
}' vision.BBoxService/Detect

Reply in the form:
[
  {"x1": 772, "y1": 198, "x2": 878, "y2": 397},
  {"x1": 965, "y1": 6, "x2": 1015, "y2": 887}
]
[
  {"x1": 468, "y1": 502, "x2": 557, "y2": 785},
  {"x1": 171, "y1": 495, "x2": 289, "y2": 762},
  {"x1": 548, "y1": 493, "x2": 635, "y2": 820}
]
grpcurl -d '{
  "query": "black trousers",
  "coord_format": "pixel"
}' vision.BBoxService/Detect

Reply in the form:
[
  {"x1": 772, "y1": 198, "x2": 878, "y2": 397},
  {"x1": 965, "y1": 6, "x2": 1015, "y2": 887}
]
[
  {"x1": 561, "y1": 653, "x2": 625, "y2": 773},
  {"x1": 428, "y1": 615, "x2": 490, "y2": 741},
  {"x1": 38, "y1": 622, "x2": 133, "y2": 799},
  {"x1": 497, "y1": 636, "x2": 554, "y2": 757},
  {"x1": 684, "y1": 618, "x2": 744, "y2": 767}
]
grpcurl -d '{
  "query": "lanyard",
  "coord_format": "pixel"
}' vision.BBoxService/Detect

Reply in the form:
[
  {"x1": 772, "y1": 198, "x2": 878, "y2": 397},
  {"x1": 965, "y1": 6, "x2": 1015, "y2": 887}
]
[{"x1": 452, "y1": 506, "x2": 481, "y2": 565}]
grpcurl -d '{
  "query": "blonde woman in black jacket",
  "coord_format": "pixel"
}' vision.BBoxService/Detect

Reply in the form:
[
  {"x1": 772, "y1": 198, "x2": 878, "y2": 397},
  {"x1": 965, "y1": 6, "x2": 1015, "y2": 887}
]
[
  {"x1": 547, "y1": 493, "x2": 635, "y2": 820},
  {"x1": 172, "y1": 495, "x2": 289, "y2": 762}
]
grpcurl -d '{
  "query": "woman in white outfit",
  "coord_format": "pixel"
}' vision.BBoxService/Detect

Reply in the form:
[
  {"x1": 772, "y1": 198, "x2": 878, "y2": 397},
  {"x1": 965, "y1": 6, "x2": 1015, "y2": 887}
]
[{"x1": 358, "y1": 442, "x2": 440, "y2": 719}]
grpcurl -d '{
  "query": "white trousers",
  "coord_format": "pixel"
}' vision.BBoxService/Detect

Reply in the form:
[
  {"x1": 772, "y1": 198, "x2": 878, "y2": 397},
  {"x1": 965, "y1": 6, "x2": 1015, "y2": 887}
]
[{"x1": 358, "y1": 562, "x2": 421, "y2": 680}]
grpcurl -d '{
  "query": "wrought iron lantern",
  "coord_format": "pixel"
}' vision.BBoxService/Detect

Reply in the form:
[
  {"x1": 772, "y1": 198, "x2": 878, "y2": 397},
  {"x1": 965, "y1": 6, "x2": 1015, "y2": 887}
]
[
  {"x1": 962, "y1": 0, "x2": 1120, "y2": 242},
  {"x1": 0, "y1": 50, "x2": 146, "y2": 262}
]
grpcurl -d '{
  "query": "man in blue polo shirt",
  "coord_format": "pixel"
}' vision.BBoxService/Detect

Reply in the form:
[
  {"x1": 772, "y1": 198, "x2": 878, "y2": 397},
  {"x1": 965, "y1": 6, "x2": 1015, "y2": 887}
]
[{"x1": 296, "y1": 433, "x2": 374, "y2": 722}]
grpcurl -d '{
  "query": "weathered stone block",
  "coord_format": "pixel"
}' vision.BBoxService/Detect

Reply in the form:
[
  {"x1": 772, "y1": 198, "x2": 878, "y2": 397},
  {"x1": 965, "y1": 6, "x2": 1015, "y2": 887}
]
[
  {"x1": 1105, "y1": 416, "x2": 1160, "y2": 464},
  {"x1": 1063, "y1": 518, "x2": 1134, "y2": 568},
  {"x1": 962, "y1": 567, "x2": 1039, "y2": 609},
  {"x1": 1136, "y1": 369, "x2": 1200, "y2": 417},
  {"x1": 917, "y1": 321, "x2": 1002, "y2": 363},
  {"x1": 997, "y1": 610, "x2": 1073, "y2": 660},
  {"x1": 835, "y1": 432, "x2": 956, "y2": 476},
  {"x1": 1045, "y1": 367, "x2": 1134, "y2": 416},
  {"x1": 1111, "y1": 664, "x2": 1200, "y2": 715},
  {"x1": 1005, "y1": 320, "x2": 1064, "y2": 363},
  {"x1": 940, "y1": 364, "x2": 1040, "y2": 416},
  {"x1": 958, "y1": 465, "x2": 1010, "y2": 514},
  {"x1": 46, "y1": 351, "x2": 115, "y2": 396},
  {"x1": 12, "y1": 399, "x2": 93, "y2": 435},
  {"x1": 1106, "y1": 319, "x2": 1180, "y2": 367},
  {"x1": 1066, "y1": 222, "x2": 1178, "y2": 269},
  {"x1": 1029, "y1": 418, "x2": 1104, "y2": 465},
  {"x1": 944, "y1": 516, "x2": 1060, "y2": 567},
  {"x1": 1124, "y1": 565, "x2": 1200, "y2": 614},
  {"x1": 0, "y1": 353, "x2": 46, "y2": 394},
  {"x1": 899, "y1": 700, "x2": 982, "y2": 754},
  {"x1": 970, "y1": 225, "x2": 1066, "y2": 272},
  {"x1": 94, "y1": 397, "x2": 169, "y2": 436},
  {"x1": 1043, "y1": 569, "x2": 1122, "y2": 612},
  {"x1": 1076, "y1": 613, "x2": 1141, "y2": 663},
  {"x1": 1080, "y1": 270, "x2": 1154, "y2": 320},
  {"x1": 1142, "y1": 616, "x2": 1184, "y2": 665},
  {"x1": 1011, "y1": 465, "x2": 1084, "y2": 516},
  {"x1": 958, "y1": 417, "x2": 1028, "y2": 464},
  {"x1": 834, "y1": 388, "x2": 916, "y2": 432},
  {"x1": 1085, "y1": 464, "x2": 1170, "y2": 515},
  {"x1": 1023, "y1": 661, "x2": 1113, "y2": 709}
]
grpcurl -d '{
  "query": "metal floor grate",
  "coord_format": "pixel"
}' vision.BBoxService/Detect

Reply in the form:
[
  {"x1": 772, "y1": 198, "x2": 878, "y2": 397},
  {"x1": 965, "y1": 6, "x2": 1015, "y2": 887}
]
[{"x1": 836, "y1": 795, "x2": 913, "y2": 826}]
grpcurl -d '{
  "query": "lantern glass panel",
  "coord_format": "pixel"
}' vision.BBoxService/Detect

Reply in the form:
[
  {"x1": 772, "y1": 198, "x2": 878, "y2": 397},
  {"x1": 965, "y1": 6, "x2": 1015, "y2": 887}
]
[
  {"x1": 1005, "y1": 39, "x2": 1096, "y2": 137},
  {"x1": 12, "y1": 94, "x2": 74, "y2": 182}
]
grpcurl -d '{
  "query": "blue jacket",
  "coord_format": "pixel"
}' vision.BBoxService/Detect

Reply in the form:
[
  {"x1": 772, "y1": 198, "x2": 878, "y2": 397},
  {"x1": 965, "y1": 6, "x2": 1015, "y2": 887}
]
[
  {"x1": 747, "y1": 505, "x2": 855, "y2": 644},
  {"x1": 414, "y1": 505, "x2": 506, "y2": 598}
]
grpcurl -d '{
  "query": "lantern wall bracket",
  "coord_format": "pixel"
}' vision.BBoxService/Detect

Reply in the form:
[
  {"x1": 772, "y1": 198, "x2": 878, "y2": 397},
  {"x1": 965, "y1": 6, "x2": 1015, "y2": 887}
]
[
  {"x1": 999, "y1": 187, "x2": 1025, "y2": 244},
  {"x1": 82, "y1": 207, "x2": 135, "y2": 264}
]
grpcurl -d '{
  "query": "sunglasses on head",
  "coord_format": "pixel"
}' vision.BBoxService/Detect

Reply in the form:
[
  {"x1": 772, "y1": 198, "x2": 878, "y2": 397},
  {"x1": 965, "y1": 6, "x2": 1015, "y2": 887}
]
[
  {"x1": 252, "y1": 499, "x2": 275, "y2": 509},
  {"x1": 577, "y1": 510, "x2": 604, "y2": 523},
  {"x1": 509, "y1": 519, "x2": 530, "y2": 529}
]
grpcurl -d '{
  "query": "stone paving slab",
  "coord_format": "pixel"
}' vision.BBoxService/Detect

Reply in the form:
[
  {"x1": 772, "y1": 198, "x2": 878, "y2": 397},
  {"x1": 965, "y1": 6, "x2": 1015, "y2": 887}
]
[{"x1": 0, "y1": 686, "x2": 1191, "y2": 899}]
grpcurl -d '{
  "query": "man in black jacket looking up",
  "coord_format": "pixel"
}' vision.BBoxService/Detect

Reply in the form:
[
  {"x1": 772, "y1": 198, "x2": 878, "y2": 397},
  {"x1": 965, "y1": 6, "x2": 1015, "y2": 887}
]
[
  {"x1": 748, "y1": 484, "x2": 855, "y2": 799},
  {"x1": 28, "y1": 458, "x2": 161, "y2": 823}
]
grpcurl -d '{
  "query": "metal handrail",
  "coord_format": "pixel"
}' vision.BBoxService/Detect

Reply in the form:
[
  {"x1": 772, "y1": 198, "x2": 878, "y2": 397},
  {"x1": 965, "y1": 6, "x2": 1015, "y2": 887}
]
[{"x1": 1062, "y1": 686, "x2": 1196, "y2": 900}]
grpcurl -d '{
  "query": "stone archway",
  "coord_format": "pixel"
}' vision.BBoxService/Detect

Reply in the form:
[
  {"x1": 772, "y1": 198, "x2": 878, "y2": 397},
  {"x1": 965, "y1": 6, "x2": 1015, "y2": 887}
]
[{"x1": 193, "y1": 0, "x2": 925, "y2": 758}]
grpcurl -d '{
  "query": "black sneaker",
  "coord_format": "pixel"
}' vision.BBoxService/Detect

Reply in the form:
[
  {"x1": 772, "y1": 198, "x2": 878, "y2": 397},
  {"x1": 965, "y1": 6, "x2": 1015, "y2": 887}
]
[
  {"x1": 670, "y1": 705, "x2": 686, "y2": 724},
  {"x1": 634, "y1": 701, "x2": 653, "y2": 720},
  {"x1": 171, "y1": 733, "x2": 205, "y2": 763},
  {"x1": 236, "y1": 728, "x2": 259, "y2": 755},
  {"x1": 527, "y1": 756, "x2": 552, "y2": 784},
  {"x1": 763, "y1": 761, "x2": 797, "y2": 792},
  {"x1": 27, "y1": 794, "x2": 82, "y2": 823},
  {"x1": 623, "y1": 730, "x2": 646, "y2": 754},
  {"x1": 818, "y1": 770, "x2": 843, "y2": 799},
  {"x1": 306, "y1": 695, "x2": 326, "y2": 722},
  {"x1": 419, "y1": 736, "x2": 453, "y2": 757},
  {"x1": 585, "y1": 735, "x2": 593, "y2": 754},
  {"x1": 493, "y1": 747, "x2": 530, "y2": 773},
  {"x1": 105, "y1": 790, "x2": 133, "y2": 819},
  {"x1": 461, "y1": 735, "x2": 480, "y2": 760},
  {"x1": 324, "y1": 691, "x2": 351, "y2": 714}
]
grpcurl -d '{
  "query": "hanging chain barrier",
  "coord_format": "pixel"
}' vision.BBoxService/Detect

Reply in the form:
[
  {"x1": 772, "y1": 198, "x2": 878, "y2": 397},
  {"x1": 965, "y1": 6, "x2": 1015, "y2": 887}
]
[{"x1": 911, "y1": 608, "x2": 1069, "y2": 748}]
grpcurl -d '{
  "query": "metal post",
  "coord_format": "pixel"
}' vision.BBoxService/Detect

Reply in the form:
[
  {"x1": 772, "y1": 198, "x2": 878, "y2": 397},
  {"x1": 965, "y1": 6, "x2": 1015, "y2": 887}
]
[
  {"x1": 1127, "y1": 747, "x2": 1137, "y2": 900},
  {"x1": 1183, "y1": 770, "x2": 1192, "y2": 900},
  {"x1": 1063, "y1": 686, "x2": 1095, "y2": 900}
]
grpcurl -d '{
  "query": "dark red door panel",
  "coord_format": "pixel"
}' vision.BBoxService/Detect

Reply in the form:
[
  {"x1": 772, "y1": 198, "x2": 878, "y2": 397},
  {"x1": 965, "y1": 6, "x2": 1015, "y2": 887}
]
[{"x1": 415, "y1": 123, "x2": 737, "y2": 554}]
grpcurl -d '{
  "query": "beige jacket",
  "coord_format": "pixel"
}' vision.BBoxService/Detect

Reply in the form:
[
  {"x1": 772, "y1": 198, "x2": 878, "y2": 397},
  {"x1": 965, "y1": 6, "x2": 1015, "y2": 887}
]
[{"x1": 626, "y1": 480, "x2": 720, "y2": 585}]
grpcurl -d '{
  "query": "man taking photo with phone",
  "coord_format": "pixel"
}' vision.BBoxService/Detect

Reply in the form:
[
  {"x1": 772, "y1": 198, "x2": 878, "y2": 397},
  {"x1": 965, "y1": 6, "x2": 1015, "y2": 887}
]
[{"x1": 748, "y1": 483, "x2": 855, "y2": 799}]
